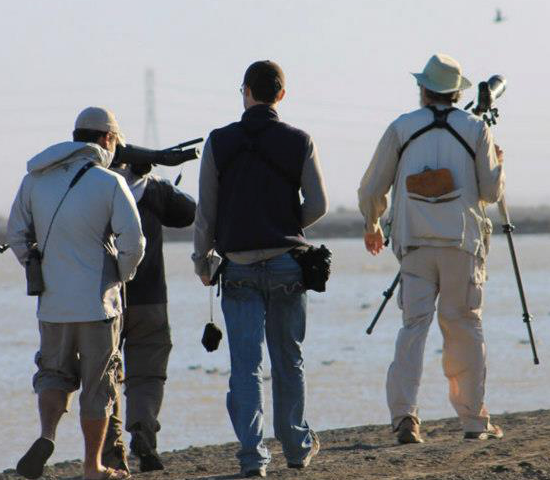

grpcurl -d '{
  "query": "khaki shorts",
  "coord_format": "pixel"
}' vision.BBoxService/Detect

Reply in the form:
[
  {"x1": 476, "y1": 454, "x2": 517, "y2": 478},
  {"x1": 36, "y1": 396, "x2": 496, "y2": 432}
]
[{"x1": 33, "y1": 317, "x2": 122, "y2": 419}]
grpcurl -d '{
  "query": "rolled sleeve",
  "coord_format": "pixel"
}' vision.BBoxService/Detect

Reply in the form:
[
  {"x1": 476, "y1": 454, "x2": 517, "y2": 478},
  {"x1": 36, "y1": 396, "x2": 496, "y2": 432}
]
[{"x1": 357, "y1": 124, "x2": 400, "y2": 234}]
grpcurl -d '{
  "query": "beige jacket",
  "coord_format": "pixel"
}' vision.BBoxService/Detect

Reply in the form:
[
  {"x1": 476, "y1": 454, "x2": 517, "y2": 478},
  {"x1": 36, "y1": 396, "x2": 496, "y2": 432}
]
[{"x1": 358, "y1": 105, "x2": 505, "y2": 260}]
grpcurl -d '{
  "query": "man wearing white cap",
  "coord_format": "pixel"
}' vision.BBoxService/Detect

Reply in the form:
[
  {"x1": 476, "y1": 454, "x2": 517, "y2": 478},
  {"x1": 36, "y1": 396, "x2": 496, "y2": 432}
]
[
  {"x1": 358, "y1": 54, "x2": 505, "y2": 443},
  {"x1": 7, "y1": 107, "x2": 145, "y2": 480}
]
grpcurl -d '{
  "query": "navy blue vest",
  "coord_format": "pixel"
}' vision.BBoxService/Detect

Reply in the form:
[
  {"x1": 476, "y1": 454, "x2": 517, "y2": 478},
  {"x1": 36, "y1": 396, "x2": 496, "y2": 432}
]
[
  {"x1": 127, "y1": 178, "x2": 196, "y2": 305},
  {"x1": 210, "y1": 105, "x2": 309, "y2": 254}
]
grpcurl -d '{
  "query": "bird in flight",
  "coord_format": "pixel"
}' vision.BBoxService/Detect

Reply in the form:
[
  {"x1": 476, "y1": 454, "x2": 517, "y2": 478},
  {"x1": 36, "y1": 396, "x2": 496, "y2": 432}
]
[{"x1": 494, "y1": 8, "x2": 506, "y2": 23}]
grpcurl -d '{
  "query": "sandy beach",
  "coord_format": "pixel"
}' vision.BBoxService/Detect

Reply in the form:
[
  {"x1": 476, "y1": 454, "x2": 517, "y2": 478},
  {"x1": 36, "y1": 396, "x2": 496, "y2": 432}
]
[
  {"x1": 1, "y1": 237, "x2": 550, "y2": 473},
  {"x1": 2, "y1": 409, "x2": 550, "y2": 480}
]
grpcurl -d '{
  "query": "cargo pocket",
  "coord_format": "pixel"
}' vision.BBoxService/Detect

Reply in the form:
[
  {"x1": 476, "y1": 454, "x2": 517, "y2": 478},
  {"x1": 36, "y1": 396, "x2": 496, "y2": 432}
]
[
  {"x1": 104, "y1": 353, "x2": 123, "y2": 410},
  {"x1": 482, "y1": 216, "x2": 493, "y2": 255},
  {"x1": 406, "y1": 189, "x2": 465, "y2": 242},
  {"x1": 467, "y1": 258, "x2": 486, "y2": 310}
]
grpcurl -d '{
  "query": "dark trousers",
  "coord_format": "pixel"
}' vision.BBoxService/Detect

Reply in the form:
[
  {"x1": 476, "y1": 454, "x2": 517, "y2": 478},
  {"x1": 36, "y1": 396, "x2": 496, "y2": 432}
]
[{"x1": 104, "y1": 303, "x2": 172, "y2": 455}]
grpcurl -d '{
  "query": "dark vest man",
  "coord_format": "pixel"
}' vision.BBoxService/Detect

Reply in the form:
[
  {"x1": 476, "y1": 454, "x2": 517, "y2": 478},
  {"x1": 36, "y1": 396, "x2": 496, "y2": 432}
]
[{"x1": 193, "y1": 60, "x2": 328, "y2": 478}]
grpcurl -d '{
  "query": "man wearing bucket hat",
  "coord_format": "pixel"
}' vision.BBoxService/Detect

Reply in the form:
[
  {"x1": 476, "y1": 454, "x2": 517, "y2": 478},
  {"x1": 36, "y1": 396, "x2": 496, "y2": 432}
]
[
  {"x1": 358, "y1": 54, "x2": 505, "y2": 443},
  {"x1": 7, "y1": 106, "x2": 145, "y2": 480}
]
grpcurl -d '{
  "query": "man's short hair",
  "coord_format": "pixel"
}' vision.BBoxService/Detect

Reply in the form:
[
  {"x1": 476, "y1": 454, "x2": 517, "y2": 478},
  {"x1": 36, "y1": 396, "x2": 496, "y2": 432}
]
[
  {"x1": 73, "y1": 128, "x2": 108, "y2": 144},
  {"x1": 424, "y1": 88, "x2": 462, "y2": 104},
  {"x1": 243, "y1": 60, "x2": 285, "y2": 104}
]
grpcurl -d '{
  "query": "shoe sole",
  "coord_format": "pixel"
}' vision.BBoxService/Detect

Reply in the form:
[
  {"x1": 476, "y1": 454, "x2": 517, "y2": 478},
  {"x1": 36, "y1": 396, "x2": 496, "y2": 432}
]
[
  {"x1": 464, "y1": 433, "x2": 504, "y2": 441},
  {"x1": 464, "y1": 425, "x2": 504, "y2": 441},
  {"x1": 397, "y1": 432, "x2": 424, "y2": 444},
  {"x1": 16, "y1": 438, "x2": 55, "y2": 479},
  {"x1": 241, "y1": 468, "x2": 266, "y2": 477}
]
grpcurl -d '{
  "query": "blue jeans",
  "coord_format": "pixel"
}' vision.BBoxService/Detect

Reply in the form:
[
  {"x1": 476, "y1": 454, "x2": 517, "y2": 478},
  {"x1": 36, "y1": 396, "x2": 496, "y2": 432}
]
[{"x1": 221, "y1": 253, "x2": 314, "y2": 470}]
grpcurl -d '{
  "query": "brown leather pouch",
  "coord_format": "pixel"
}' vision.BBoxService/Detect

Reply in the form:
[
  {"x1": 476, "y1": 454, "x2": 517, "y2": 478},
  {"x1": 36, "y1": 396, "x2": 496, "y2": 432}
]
[{"x1": 406, "y1": 168, "x2": 455, "y2": 198}]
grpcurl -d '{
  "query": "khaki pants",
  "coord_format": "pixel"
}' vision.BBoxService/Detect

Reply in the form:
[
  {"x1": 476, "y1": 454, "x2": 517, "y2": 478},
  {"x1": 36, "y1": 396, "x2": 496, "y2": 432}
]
[
  {"x1": 34, "y1": 317, "x2": 121, "y2": 419},
  {"x1": 105, "y1": 304, "x2": 172, "y2": 454},
  {"x1": 386, "y1": 246, "x2": 491, "y2": 433}
]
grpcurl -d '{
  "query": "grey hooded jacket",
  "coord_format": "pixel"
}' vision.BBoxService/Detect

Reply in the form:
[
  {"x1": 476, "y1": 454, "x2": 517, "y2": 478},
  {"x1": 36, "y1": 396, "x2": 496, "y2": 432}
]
[{"x1": 7, "y1": 142, "x2": 146, "y2": 323}]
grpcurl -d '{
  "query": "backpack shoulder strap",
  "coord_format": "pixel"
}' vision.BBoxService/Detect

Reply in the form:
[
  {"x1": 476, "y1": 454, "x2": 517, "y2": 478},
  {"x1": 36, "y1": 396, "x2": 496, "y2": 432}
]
[
  {"x1": 397, "y1": 106, "x2": 475, "y2": 161},
  {"x1": 397, "y1": 121, "x2": 437, "y2": 161},
  {"x1": 440, "y1": 118, "x2": 476, "y2": 160}
]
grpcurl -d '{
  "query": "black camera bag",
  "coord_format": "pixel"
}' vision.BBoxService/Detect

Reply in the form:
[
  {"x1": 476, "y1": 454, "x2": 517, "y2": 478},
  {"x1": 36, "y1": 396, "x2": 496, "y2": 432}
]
[{"x1": 290, "y1": 244, "x2": 332, "y2": 292}]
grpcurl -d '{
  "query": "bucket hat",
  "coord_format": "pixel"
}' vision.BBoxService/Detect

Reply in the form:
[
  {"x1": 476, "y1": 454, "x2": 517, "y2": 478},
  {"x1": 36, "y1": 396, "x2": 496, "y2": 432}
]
[{"x1": 412, "y1": 54, "x2": 472, "y2": 93}]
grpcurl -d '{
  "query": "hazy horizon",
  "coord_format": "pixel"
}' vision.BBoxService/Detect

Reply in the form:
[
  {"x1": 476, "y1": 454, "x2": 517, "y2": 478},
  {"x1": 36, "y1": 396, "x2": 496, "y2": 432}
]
[{"x1": 1, "y1": 0, "x2": 549, "y2": 216}]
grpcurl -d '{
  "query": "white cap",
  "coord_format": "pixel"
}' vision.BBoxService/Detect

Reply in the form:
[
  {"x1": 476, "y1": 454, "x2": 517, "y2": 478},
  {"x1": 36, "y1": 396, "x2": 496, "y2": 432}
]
[{"x1": 75, "y1": 106, "x2": 126, "y2": 146}]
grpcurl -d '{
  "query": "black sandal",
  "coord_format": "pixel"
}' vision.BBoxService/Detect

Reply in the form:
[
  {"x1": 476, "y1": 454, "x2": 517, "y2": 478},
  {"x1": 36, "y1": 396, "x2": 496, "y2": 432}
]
[{"x1": 16, "y1": 437, "x2": 55, "y2": 479}]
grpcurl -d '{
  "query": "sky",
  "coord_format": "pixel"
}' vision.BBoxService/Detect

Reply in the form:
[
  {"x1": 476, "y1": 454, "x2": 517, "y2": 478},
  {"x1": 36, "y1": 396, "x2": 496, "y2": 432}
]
[{"x1": 0, "y1": 0, "x2": 549, "y2": 216}]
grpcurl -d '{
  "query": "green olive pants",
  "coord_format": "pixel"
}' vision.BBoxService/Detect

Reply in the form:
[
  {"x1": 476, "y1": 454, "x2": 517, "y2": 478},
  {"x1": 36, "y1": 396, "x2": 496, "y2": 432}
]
[{"x1": 104, "y1": 303, "x2": 172, "y2": 456}]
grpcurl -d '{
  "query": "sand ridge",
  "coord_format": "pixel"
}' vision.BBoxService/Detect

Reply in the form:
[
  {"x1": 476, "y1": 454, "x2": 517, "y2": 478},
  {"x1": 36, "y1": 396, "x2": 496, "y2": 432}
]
[{"x1": 2, "y1": 409, "x2": 550, "y2": 480}]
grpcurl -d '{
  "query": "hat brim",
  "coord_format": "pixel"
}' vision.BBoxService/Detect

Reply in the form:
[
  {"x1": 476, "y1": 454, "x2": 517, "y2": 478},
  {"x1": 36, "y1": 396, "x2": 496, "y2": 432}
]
[{"x1": 412, "y1": 72, "x2": 472, "y2": 93}]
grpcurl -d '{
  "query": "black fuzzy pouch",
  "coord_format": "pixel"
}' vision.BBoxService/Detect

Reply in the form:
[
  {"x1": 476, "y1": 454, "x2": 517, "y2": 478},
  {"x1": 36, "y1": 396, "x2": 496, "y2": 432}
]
[
  {"x1": 291, "y1": 244, "x2": 332, "y2": 292},
  {"x1": 202, "y1": 322, "x2": 223, "y2": 352}
]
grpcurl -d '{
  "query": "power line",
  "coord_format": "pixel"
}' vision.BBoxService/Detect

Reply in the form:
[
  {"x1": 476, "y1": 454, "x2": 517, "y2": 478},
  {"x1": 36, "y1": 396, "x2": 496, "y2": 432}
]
[{"x1": 144, "y1": 68, "x2": 160, "y2": 148}]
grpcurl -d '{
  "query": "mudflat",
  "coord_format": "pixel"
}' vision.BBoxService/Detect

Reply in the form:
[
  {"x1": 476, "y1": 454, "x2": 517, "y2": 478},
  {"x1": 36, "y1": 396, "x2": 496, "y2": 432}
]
[{"x1": 2, "y1": 409, "x2": 549, "y2": 480}]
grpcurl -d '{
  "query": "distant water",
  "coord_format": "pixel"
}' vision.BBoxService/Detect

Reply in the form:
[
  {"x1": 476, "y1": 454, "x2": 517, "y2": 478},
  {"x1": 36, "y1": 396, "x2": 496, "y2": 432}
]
[{"x1": 0, "y1": 237, "x2": 549, "y2": 470}]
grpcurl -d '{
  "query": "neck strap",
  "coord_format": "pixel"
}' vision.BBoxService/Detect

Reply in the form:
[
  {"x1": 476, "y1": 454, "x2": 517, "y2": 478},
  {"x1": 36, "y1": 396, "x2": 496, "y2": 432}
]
[{"x1": 40, "y1": 161, "x2": 95, "y2": 258}]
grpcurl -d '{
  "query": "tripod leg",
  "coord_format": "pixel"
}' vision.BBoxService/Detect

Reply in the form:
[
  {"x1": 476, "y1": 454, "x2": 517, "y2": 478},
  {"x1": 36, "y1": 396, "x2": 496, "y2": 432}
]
[
  {"x1": 497, "y1": 198, "x2": 539, "y2": 365},
  {"x1": 366, "y1": 273, "x2": 401, "y2": 335}
]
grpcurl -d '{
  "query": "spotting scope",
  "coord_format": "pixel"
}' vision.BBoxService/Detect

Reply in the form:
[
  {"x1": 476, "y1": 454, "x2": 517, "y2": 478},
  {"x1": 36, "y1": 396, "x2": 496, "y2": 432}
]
[
  {"x1": 113, "y1": 137, "x2": 204, "y2": 167},
  {"x1": 465, "y1": 75, "x2": 506, "y2": 125}
]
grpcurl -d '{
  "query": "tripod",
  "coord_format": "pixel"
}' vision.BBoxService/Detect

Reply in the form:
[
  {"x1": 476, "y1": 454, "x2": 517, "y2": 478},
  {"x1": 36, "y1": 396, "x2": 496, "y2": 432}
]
[
  {"x1": 366, "y1": 200, "x2": 540, "y2": 365},
  {"x1": 497, "y1": 196, "x2": 539, "y2": 365}
]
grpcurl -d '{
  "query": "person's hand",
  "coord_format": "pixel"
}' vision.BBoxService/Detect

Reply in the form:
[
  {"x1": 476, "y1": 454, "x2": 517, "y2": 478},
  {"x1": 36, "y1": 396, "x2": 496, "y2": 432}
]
[
  {"x1": 364, "y1": 230, "x2": 385, "y2": 255},
  {"x1": 495, "y1": 144, "x2": 504, "y2": 164},
  {"x1": 200, "y1": 275, "x2": 211, "y2": 286}
]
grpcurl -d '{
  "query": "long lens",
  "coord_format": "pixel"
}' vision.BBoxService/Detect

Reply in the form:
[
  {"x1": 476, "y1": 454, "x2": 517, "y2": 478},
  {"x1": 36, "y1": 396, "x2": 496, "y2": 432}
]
[
  {"x1": 472, "y1": 74, "x2": 506, "y2": 115},
  {"x1": 161, "y1": 147, "x2": 200, "y2": 165},
  {"x1": 488, "y1": 75, "x2": 506, "y2": 101},
  {"x1": 115, "y1": 144, "x2": 158, "y2": 165},
  {"x1": 115, "y1": 144, "x2": 200, "y2": 166}
]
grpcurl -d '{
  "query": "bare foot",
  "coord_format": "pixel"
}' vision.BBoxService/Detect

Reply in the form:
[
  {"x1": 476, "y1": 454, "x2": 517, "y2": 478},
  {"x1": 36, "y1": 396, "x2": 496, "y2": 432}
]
[{"x1": 83, "y1": 466, "x2": 130, "y2": 480}]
